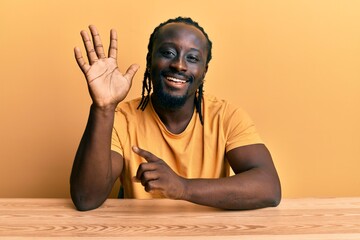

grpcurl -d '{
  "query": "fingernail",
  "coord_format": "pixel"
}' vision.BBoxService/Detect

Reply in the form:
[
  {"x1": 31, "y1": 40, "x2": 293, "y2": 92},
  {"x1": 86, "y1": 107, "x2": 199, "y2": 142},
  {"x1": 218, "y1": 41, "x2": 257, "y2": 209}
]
[{"x1": 132, "y1": 146, "x2": 139, "y2": 152}]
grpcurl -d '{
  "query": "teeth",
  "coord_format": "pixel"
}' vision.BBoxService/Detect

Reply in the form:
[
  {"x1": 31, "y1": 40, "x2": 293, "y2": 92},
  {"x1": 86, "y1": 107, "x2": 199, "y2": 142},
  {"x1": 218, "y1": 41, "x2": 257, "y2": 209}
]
[{"x1": 167, "y1": 77, "x2": 187, "y2": 83}]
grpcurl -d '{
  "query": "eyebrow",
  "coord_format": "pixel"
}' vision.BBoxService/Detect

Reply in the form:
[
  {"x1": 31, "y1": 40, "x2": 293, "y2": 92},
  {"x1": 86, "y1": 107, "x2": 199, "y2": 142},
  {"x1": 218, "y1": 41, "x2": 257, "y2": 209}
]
[
  {"x1": 159, "y1": 42, "x2": 201, "y2": 53},
  {"x1": 189, "y1": 47, "x2": 201, "y2": 53}
]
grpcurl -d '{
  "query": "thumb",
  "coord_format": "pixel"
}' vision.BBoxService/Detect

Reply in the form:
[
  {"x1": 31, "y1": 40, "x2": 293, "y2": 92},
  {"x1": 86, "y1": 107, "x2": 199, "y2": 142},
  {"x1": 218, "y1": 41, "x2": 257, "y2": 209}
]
[{"x1": 124, "y1": 64, "x2": 140, "y2": 81}]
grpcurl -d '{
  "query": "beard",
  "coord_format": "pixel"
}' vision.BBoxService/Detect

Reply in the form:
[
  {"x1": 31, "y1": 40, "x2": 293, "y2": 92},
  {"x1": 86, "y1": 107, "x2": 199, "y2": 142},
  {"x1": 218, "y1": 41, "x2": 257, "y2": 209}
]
[{"x1": 152, "y1": 81, "x2": 188, "y2": 109}]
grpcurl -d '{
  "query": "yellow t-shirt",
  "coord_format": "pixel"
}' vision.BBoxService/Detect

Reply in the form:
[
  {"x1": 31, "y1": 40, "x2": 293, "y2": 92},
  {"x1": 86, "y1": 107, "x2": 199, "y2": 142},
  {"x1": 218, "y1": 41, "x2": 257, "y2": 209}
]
[{"x1": 111, "y1": 95, "x2": 263, "y2": 198}]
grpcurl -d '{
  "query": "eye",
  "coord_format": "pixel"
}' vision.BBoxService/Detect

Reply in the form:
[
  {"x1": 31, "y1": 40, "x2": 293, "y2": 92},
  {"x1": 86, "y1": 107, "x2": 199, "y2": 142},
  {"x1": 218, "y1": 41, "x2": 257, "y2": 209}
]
[
  {"x1": 187, "y1": 55, "x2": 199, "y2": 63},
  {"x1": 161, "y1": 49, "x2": 176, "y2": 58}
]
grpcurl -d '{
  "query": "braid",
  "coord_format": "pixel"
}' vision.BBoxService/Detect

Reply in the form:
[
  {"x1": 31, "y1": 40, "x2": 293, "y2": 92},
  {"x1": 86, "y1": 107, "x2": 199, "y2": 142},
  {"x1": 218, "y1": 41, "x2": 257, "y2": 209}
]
[
  {"x1": 137, "y1": 69, "x2": 151, "y2": 110},
  {"x1": 137, "y1": 17, "x2": 212, "y2": 125},
  {"x1": 195, "y1": 84, "x2": 204, "y2": 125}
]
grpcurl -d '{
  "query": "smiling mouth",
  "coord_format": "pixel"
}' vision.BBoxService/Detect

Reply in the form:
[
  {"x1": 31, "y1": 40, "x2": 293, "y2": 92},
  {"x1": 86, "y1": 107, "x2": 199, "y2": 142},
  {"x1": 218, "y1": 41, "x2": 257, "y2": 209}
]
[{"x1": 166, "y1": 76, "x2": 188, "y2": 84}]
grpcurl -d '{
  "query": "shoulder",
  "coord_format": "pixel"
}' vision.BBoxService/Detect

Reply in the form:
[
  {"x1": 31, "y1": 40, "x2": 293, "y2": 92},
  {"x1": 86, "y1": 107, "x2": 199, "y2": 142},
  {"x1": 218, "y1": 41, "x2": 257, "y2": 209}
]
[
  {"x1": 113, "y1": 98, "x2": 145, "y2": 128},
  {"x1": 115, "y1": 98, "x2": 142, "y2": 114},
  {"x1": 113, "y1": 97, "x2": 155, "y2": 127},
  {"x1": 203, "y1": 95, "x2": 263, "y2": 149},
  {"x1": 203, "y1": 94, "x2": 256, "y2": 133},
  {"x1": 203, "y1": 94, "x2": 247, "y2": 118}
]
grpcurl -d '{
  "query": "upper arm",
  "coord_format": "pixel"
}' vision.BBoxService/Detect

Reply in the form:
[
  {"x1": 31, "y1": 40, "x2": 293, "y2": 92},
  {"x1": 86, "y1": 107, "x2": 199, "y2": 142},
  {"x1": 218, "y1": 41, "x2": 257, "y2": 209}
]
[
  {"x1": 111, "y1": 150, "x2": 124, "y2": 183},
  {"x1": 226, "y1": 144, "x2": 280, "y2": 185},
  {"x1": 226, "y1": 144, "x2": 273, "y2": 173}
]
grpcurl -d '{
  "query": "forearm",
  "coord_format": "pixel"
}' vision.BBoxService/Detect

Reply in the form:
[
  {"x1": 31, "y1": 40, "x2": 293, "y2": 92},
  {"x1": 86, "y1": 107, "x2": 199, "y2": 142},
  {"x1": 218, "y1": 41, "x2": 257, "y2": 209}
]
[
  {"x1": 181, "y1": 168, "x2": 281, "y2": 210},
  {"x1": 70, "y1": 104, "x2": 116, "y2": 210}
]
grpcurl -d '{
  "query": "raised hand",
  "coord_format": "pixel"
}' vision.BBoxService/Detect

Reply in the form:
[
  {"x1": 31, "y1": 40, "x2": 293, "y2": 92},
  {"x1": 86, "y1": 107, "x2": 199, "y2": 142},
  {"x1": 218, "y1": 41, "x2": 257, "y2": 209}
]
[
  {"x1": 133, "y1": 146, "x2": 187, "y2": 199},
  {"x1": 74, "y1": 25, "x2": 139, "y2": 109}
]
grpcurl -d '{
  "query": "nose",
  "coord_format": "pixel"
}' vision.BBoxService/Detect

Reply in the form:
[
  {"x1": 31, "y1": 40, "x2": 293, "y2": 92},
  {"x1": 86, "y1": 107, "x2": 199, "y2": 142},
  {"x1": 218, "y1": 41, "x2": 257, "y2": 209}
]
[{"x1": 170, "y1": 56, "x2": 187, "y2": 72}]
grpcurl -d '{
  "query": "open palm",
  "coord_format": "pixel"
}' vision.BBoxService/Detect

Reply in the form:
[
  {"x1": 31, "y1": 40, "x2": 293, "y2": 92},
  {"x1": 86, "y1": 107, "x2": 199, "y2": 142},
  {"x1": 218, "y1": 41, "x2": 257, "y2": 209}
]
[{"x1": 74, "y1": 25, "x2": 139, "y2": 108}]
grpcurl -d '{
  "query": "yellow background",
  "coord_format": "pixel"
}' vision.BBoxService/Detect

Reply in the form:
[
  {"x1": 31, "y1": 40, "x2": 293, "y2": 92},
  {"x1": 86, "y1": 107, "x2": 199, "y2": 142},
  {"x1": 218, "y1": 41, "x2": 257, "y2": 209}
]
[{"x1": 0, "y1": 0, "x2": 359, "y2": 198}]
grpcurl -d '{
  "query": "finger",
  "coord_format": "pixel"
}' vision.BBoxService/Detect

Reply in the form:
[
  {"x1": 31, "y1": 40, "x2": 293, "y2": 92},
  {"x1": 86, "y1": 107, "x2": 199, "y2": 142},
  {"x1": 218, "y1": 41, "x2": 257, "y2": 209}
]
[
  {"x1": 144, "y1": 180, "x2": 162, "y2": 193},
  {"x1": 140, "y1": 171, "x2": 159, "y2": 186},
  {"x1": 74, "y1": 47, "x2": 90, "y2": 74},
  {"x1": 136, "y1": 162, "x2": 157, "y2": 180},
  {"x1": 132, "y1": 146, "x2": 159, "y2": 163},
  {"x1": 108, "y1": 29, "x2": 118, "y2": 59},
  {"x1": 89, "y1": 25, "x2": 106, "y2": 59},
  {"x1": 124, "y1": 64, "x2": 140, "y2": 82},
  {"x1": 80, "y1": 30, "x2": 98, "y2": 65}
]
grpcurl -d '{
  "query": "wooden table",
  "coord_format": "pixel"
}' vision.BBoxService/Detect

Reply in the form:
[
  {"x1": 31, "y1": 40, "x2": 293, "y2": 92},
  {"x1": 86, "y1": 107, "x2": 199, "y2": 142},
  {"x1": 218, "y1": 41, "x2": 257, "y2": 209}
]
[{"x1": 0, "y1": 198, "x2": 360, "y2": 239}]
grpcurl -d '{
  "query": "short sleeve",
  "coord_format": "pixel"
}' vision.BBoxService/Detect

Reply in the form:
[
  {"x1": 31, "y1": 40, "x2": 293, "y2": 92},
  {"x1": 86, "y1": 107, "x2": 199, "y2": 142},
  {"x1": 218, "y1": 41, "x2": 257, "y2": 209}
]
[{"x1": 224, "y1": 107, "x2": 263, "y2": 152}]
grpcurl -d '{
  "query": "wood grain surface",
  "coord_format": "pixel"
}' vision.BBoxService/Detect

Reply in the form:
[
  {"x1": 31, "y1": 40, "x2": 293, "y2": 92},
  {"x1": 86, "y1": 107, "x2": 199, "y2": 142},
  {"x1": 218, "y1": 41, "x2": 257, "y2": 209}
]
[{"x1": 0, "y1": 198, "x2": 359, "y2": 239}]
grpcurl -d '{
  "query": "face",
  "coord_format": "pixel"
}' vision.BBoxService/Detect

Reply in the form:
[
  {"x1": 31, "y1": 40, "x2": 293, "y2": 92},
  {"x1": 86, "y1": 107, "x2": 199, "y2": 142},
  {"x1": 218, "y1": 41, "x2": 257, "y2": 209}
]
[{"x1": 149, "y1": 23, "x2": 209, "y2": 109}]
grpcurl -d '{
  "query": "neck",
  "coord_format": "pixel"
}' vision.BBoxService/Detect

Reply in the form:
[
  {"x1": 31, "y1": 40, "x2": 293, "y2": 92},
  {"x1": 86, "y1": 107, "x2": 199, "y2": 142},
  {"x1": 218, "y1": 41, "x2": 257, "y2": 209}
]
[{"x1": 151, "y1": 94, "x2": 195, "y2": 134}]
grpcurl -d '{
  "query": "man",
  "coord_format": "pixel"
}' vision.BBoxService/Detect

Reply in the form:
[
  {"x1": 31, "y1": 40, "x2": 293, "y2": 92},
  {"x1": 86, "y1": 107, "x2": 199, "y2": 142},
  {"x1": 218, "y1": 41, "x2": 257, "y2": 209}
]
[{"x1": 71, "y1": 17, "x2": 281, "y2": 211}]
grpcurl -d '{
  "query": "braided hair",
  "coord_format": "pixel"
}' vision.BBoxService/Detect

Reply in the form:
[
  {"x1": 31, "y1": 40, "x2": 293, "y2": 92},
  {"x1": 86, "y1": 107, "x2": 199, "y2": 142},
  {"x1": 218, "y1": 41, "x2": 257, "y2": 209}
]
[{"x1": 137, "y1": 17, "x2": 213, "y2": 125}]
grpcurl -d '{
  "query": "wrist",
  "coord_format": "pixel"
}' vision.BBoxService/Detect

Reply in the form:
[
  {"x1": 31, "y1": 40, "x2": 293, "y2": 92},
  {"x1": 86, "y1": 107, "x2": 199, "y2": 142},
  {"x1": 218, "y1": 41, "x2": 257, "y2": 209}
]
[
  {"x1": 178, "y1": 177, "x2": 190, "y2": 201},
  {"x1": 91, "y1": 103, "x2": 117, "y2": 114},
  {"x1": 90, "y1": 104, "x2": 116, "y2": 118}
]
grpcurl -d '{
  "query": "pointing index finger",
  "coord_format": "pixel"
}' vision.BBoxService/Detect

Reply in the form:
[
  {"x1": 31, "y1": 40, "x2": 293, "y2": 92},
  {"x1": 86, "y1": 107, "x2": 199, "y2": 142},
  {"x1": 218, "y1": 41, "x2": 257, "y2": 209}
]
[{"x1": 132, "y1": 146, "x2": 158, "y2": 162}]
